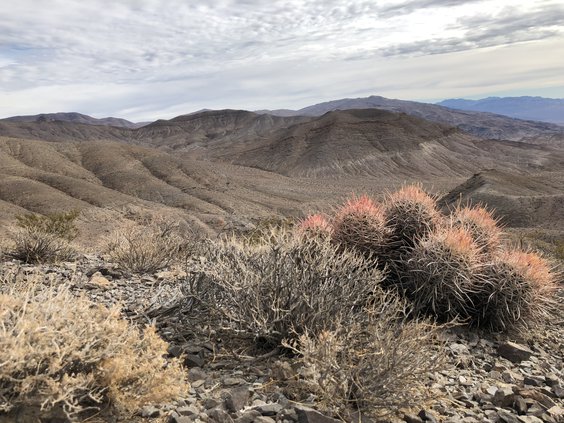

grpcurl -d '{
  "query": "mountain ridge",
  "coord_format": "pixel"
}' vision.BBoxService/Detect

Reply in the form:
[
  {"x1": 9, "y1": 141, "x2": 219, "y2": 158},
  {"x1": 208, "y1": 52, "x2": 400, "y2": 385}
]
[
  {"x1": 1, "y1": 112, "x2": 147, "y2": 129},
  {"x1": 437, "y1": 96, "x2": 564, "y2": 126}
]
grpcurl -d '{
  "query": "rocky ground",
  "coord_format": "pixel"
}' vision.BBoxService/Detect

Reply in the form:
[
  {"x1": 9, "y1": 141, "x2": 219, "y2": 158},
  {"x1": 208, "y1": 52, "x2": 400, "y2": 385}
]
[{"x1": 1, "y1": 255, "x2": 562, "y2": 423}]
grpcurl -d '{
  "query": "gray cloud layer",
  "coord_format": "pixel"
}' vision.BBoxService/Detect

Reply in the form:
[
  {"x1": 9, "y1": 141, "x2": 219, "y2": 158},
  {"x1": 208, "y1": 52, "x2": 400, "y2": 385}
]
[{"x1": 0, "y1": 0, "x2": 563, "y2": 120}]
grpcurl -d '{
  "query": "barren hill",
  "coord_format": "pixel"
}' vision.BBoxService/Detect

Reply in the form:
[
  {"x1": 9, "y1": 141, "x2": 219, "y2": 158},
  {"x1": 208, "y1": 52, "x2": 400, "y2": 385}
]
[
  {"x1": 175, "y1": 109, "x2": 563, "y2": 178},
  {"x1": 1, "y1": 112, "x2": 145, "y2": 129},
  {"x1": 0, "y1": 107, "x2": 562, "y2": 243},
  {"x1": 1, "y1": 136, "x2": 429, "y2": 245},
  {"x1": 257, "y1": 95, "x2": 564, "y2": 142},
  {"x1": 439, "y1": 169, "x2": 564, "y2": 230}
]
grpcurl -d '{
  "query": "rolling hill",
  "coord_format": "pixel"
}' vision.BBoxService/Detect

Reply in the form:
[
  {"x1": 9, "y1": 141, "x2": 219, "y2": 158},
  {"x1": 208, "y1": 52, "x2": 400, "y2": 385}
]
[{"x1": 0, "y1": 106, "x2": 562, "y2": 244}]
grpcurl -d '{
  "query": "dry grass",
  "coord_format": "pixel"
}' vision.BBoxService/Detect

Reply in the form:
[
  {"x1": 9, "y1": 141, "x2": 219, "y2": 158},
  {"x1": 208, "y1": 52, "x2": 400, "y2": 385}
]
[
  {"x1": 105, "y1": 219, "x2": 184, "y2": 274},
  {"x1": 183, "y1": 230, "x2": 385, "y2": 347},
  {"x1": 0, "y1": 281, "x2": 188, "y2": 419},
  {"x1": 331, "y1": 195, "x2": 390, "y2": 258}
]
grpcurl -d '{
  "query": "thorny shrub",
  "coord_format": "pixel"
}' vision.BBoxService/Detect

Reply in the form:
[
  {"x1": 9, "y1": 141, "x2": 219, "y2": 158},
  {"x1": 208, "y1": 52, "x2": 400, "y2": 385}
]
[
  {"x1": 0, "y1": 282, "x2": 188, "y2": 419},
  {"x1": 477, "y1": 250, "x2": 558, "y2": 331},
  {"x1": 331, "y1": 195, "x2": 390, "y2": 258},
  {"x1": 288, "y1": 308, "x2": 446, "y2": 419},
  {"x1": 183, "y1": 230, "x2": 385, "y2": 347},
  {"x1": 105, "y1": 218, "x2": 184, "y2": 274},
  {"x1": 404, "y1": 225, "x2": 483, "y2": 322},
  {"x1": 452, "y1": 205, "x2": 502, "y2": 254},
  {"x1": 383, "y1": 185, "x2": 442, "y2": 251}
]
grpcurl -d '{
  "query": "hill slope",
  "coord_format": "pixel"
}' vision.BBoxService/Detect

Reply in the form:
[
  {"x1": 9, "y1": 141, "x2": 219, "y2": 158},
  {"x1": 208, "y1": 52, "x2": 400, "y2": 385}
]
[
  {"x1": 439, "y1": 169, "x2": 564, "y2": 230},
  {"x1": 174, "y1": 109, "x2": 563, "y2": 178},
  {"x1": 257, "y1": 95, "x2": 564, "y2": 142}
]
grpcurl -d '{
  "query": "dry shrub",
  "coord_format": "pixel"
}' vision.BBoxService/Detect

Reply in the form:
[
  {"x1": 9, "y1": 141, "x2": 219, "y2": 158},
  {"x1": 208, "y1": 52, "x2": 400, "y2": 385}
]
[
  {"x1": 288, "y1": 300, "x2": 446, "y2": 419},
  {"x1": 9, "y1": 229, "x2": 75, "y2": 264},
  {"x1": 453, "y1": 205, "x2": 502, "y2": 254},
  {"x1": 331, "y1": 195, "x2": 390, "y2": 258},
  {"x1": 296, "y1": 214, "x2": 332, "y2": 239},
  {"x1": 476, "y1": 250, "x2": 558, "y2": 331},
  {"x1": 106, "y1": 219, "x2": 184, "y2": 274},
  {"x1": 383, "y1": 185, "x2": 442, "y2": 251},
  {"x1": 0, "y1": 283, "x2": 188, "y2": 419},
  {"x1": 15, "y1": 210, "x2": 79, "y2": 241},
  {"x1": 185, "y1": 230, "x2": 385, "y2": 346},
  {"x1": 8, "y1": 210, "x2": 79, "y2": 264},
  {"x1": 404, "y1": 226, "x2": 483, "y2": 321}
]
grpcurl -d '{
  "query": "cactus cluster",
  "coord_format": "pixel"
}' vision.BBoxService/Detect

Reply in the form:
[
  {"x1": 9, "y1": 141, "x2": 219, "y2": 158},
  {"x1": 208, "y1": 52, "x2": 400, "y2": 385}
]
[{"x1": 298, "y1": 186, "x2": 557, "y2": 331}]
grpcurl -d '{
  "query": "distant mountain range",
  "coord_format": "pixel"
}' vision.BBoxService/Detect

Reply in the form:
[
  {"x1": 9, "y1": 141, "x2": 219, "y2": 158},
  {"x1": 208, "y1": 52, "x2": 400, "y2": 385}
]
[
  {"x1": 3, "y1": 112, "x2": 147, "y2": 129},
  {"x1": 255, "y1": 95, "x2": 564, "y2": 142},
  {"x1": 437, "y1": 96, "x2": 564, "y2": 126},
  {"x1": 1, "y1": 101, "x2": 563, "y2": 239},
  {"x1": 2, "y1": 95, "x2": 563, "y2": 142}
]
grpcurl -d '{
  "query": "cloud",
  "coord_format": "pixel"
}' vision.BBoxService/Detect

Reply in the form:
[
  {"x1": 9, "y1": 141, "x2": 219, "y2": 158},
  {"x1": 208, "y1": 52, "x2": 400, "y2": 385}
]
[
  {"x1": 379, "y1": 2, "x2": 564, "y2": 56},
  {"x1": 0, "y1": 0, "x2": 562, "y2": 120},
  {"x1": 377, "y1": 0, "x2": 480, "y2": 18}
]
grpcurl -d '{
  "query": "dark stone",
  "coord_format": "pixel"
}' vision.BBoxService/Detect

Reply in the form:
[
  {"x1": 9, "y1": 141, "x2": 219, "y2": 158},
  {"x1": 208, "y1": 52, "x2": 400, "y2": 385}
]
[
  {"x1": 188, "y1": 367, "x2": 207, "y2": 382},
  {"x1": 234, "y1": 410, "x2": 261, "y2": 423},
  {"x1": 254, "y1": 403, "x2": 284, "y2": 416},
  {"x1": 223, "y1": 387, "x2": 250, "y2": 413},
  {"x1": 545, "y1": 374, "x2": 560, "y2": 387},
  {"x1": 404, "y1": 414, "x2": 425, "y2": 423},
  {"x1": 177, "y1": 405, "x2": 199, "y2": 417},
  {"x1": 168, "y1": 345, "x2": 184, "y2": 358},
  {"x1": 497, "y1": 342, "x2": 534, "y2": 364},
  {"x1": 552, "y1": 385, "x2": 564, "y2": 399},
  {"x1": 418, "y1": 409, "x2": 438, "y2": 423},
  {"x1": 207, "y1": 408, "x2": 234, "y2": 423},
  {"x1": 493, "y1": 386, "x2": 515, "y2": 407},
  {"x1": 497, "y1": 410, "x2": 520, "y2": 423},
  {"x1": 523, "y1": 376, "x2": 545, "y2": 387},
  {"x1": 295, "y1": 405, "x2": 341, "y2": 423},
  {"x1": 513, "y1": 396, "x2": 529, "y2": 415},
  {"x1": 184, "y1": 353, "x2": 205, "y2": 368}
]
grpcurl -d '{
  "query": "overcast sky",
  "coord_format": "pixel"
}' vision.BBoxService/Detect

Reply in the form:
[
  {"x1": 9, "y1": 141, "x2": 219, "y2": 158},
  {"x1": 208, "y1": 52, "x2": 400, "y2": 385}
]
[{"x1": 1, "y1": 0, "x2": 563, "y2": 121}]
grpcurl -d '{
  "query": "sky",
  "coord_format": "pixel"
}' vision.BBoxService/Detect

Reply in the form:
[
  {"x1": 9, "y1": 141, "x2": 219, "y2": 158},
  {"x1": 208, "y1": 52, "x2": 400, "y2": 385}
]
[{"x1": 0, "y1": 0, "x2": 563, "y2": 122}]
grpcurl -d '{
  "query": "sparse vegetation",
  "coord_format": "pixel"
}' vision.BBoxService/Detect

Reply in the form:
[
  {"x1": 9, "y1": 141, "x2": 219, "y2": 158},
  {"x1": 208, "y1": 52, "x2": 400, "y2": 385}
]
[
  {"x1": 105, "y1": 218, "x2": 184, "y2": 274},
  {"x1": 291, "y1": 314, "x2": 446, "y2": 418},
  {"x1": 184, "y1": 230, "x2": 385, "y2": 347},
  {"x1": 15, "y1": 210, "x2": 80, "y2": 241},
  {"x1": 294, "y1": 187, "x2": 558, "y2": 332},
  {"x1": 0, "y1": 282, "x2": 188, "y2": 419},
  {"x1": 8, "y1": 210, "x2": 80, "y2": 263}
]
